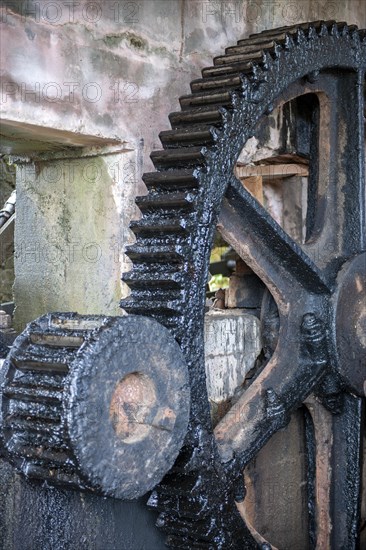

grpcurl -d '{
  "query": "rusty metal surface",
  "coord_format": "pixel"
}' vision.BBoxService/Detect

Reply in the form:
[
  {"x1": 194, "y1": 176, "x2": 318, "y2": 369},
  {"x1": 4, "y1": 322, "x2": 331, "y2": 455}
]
[
  {"x1": 121, "y1": 21, "x2": 366, "y2": 549},
  {"x1": 0, "y1": 313, "x2": 190, "y2": 500}
]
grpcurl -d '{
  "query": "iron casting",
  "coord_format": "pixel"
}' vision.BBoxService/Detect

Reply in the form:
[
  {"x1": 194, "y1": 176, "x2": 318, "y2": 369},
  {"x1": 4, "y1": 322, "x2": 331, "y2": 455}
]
[
  {"x1": 122, "y1": 20, "x2": 366, "y2": 549},
  {"x1": 0, "y1": 314, "x2": 190, "y2": 499}
]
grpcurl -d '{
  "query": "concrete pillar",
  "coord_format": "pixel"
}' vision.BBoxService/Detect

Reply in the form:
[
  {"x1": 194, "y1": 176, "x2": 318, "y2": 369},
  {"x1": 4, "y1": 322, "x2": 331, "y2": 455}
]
[{"x1": 13, "y1": 148, "x2": 137, "y2": 330}]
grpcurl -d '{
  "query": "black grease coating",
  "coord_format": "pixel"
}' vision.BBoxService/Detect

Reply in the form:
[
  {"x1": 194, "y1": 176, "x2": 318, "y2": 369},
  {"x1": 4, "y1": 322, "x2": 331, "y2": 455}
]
[{"x1": 1, "y1": 314, "x2": 190, "y2": 500}]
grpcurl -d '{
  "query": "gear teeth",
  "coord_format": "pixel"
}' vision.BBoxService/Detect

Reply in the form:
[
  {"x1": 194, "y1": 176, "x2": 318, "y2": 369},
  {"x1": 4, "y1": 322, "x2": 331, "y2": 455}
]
[
  {"x1": 214, "y1": 49, "x2": 264, "y2": 66},
  {"x1": 201, "y1": 62, "x2": 253, "y2": 79},
  {"x1": 28, "y1": 331, "x2": 84, "y2": 348},
  {"x1": 2, "y1": 383, "x2": 63, "y2": 403},
  {"x1": 190, "y1": 74, "x2": 243, "y2": 93},
  {"x1": 143, "y1": 169, "x2": 200, "y2": 190},
  {"x1": 179, "y1": 90, "x2": 237, "y2": 109},
  {"x1": 241, "y1": 20, "x2": 336, "y2": 43},
  {"x1": 11, "y1": 329, "x2": 82, "y2": 369},
  {"x1": 136, "y1": 190, "x2": 196, "y2": 211},
  {"x1": 151, "y1": 148, "x2": 206, "y2": 169},
  {"x1": 315, "y1": 21, "x2": 358, "y2": 38},
  {"x1": 341, "y1": 24, "x2": 358, "y2": 37},
  {"x1": 122, "y1": 300, "x2": 182, "y2": 317},
  {"x1": 122, "y1": 287, "x2": 184, "y2": 316},
  {"x1": 3, "y1": 413, "x2": 59, "y2": 430},
  {"x1": 12, "y1": 344, "x2": 78, "y2": 373},
  {"x1": 123, "y1": 169, "x2": 196, "y2": 317},
  {"x1": 320, "y1": 22, "x2": 331, "y2": 37},
  {"x1": 7, "y1": 396, "x2": 62, "y2": 423},
  {"x1": 125, "y1": 241, "x2": 187, "y2": 264},
  {"x1": 123, "y1": 266, "x2": 185, "y2": 290},
  {"x1": 159, "y1": 127, "x2": 217, "y2": 148},
  {"x1": 130, "y1": 216, "x2": 191, "y2": 236},
  {"x1": 123, "y1": 255, "x2": 186, "y2": 274},
  {"x1": 169, "y1": 108, "x2": 225, "y2": 128},
  {"x1": 328, "y1": 22, "x2": 356, "y2": 38},
  {"x1": 6, "y1": 437, "x2": 73, "y2": 464},
  {"x1": 23, "y1": 462, "x2": 84, "y2": 488},
  {"x1": 225, "y1": 40, "x2": 277, "y2": 55},
  {"x1": 239, "y1": 31, "x2": 291, "y2": 47},
  {"x1": 12, "y1": 368, "x2": 65, "y2": 386}
]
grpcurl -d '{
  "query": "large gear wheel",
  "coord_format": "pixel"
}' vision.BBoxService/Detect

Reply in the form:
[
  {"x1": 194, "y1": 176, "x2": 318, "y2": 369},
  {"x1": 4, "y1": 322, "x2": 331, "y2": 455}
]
[{"x1": 122, "y1": 21, "x2": 366, "y2": 549}]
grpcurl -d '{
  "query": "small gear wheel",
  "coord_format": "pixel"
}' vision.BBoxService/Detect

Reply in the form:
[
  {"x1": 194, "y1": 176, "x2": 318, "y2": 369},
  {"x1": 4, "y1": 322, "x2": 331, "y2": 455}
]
[{"x1": 0, "y1": 313, "x2": 190, "y2": 500}]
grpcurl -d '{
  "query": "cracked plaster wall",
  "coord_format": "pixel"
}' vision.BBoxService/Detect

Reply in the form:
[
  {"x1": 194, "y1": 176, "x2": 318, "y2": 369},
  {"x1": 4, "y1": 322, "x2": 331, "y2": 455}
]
[
  {"x1": 1, "y1": 0, "x2": 365, "y2": 328},
  {"x1": 2, "y1": 0, "x2": 365, "y2": 162}
]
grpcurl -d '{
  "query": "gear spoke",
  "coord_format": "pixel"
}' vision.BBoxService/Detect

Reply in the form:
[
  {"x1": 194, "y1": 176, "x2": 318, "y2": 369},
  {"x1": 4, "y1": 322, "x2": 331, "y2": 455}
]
[
  {"x1": 304, "y1": 394, "x2": 363, "y2": 549},
  {"x1": 214, "y1": 308, "x2": 329, "y2": 469},
  {"x1": 304, "y1": 70, "x2": 366, "y2": 274},
  {"x1": 218, "y1": 175, "x2": 330, "y2": 300}
]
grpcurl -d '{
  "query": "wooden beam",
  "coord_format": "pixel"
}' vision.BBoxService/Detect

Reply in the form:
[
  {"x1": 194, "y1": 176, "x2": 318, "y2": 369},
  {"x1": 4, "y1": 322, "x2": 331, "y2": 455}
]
[
  {"x1": 241, "y1": 175, "x2": 264, "y2": 204},
  {"x1": 235, "y1": 163, "x2": 309, "y2": 180}
]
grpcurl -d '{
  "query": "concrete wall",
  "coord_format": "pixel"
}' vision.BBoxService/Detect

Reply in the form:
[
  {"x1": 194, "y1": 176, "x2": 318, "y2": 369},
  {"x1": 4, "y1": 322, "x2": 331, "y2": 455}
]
[{"x1": 1, "y1": 0, "x2": 366, "y2": 327}]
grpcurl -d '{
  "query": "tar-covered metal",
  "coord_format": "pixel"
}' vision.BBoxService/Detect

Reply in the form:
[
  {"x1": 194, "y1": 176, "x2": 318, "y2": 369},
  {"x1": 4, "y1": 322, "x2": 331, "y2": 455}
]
[
  {"x1": 0, "y1": 20, "x2": 365, "y2": 550},
  {"x1": 122, "y1": 20, "x2": 366, "y2": 549}
]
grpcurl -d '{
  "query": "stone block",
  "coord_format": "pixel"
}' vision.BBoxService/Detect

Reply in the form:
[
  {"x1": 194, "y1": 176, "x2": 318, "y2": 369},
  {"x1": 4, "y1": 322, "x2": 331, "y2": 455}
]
[{"x1": 204, "y1": 309, "x2": 261, "y2": 405}]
